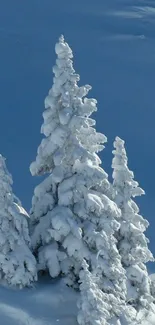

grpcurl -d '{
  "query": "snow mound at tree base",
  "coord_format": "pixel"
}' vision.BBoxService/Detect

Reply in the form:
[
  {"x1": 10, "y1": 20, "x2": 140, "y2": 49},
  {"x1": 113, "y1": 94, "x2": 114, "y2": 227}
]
[{"x1": 0, "y1": 277, "x2": 154, "y2": 325}]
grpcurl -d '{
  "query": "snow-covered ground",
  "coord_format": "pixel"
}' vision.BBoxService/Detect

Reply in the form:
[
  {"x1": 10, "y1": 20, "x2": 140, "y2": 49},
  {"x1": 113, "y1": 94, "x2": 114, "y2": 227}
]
[{"x1": 0, "y1": 277, "x2": 78, "y2": 325}]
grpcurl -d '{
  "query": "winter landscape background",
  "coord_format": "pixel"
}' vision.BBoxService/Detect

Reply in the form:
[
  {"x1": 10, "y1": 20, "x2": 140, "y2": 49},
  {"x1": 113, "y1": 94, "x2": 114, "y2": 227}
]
[
  {"x1": 0, "y1": 1, "x2": 155, "y2": 324},
  {"x1": 0, "y1": 0, "x2": 155, "y2": 272}
]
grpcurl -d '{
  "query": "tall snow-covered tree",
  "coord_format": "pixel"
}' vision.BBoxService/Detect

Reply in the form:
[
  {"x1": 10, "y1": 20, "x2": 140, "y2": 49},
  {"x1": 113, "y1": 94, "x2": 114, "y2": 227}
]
[
  {"x1": 112, "y1": 136, "x2": 154, "y2": 311},
  {"x1": 0, "y1": 154, "x2": 37, "y2": 288},
  {"x1": 30, "y1": 36, "x2": 126, "y2": 306}
]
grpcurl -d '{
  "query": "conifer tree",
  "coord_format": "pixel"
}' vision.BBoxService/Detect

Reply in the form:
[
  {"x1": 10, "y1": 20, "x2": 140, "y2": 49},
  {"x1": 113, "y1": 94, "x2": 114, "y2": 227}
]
[
  {"x1": 30, "y1": 36, "x2": 126, "y2": 304},
  {"x1": 77, "y1": 260, "x2": 137, "y2": 325},
  {"x1": 112, "y1": 136, "x2": 154, "y2": 311},
  {"x1": 0, "y1": 155, "x2": 37, "y2": 288},
  {"x1": 77, "y1": 259, "x2": 114, "y2": 325}
]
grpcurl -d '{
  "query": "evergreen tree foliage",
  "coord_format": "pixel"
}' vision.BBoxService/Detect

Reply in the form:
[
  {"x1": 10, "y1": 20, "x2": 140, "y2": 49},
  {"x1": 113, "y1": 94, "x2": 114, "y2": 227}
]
[
  {"x1": 112, "y1": 136, "x2": 154, "y2": 311},
  {"x1": 0, "y1": 155, "x2": 37, "y2": 288},
  {"x1": 77, "y1": 260, "x2": 137, "y2": 325},
  {"x1": 30, "y1": 36, "x2": 126, "y2": 304}
]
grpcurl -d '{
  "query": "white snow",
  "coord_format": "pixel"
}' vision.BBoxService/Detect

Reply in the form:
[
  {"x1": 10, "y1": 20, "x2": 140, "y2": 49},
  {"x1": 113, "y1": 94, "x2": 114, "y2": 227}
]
[{"x1": 8, "y1": 202, "x2": 30, "y2": 219}]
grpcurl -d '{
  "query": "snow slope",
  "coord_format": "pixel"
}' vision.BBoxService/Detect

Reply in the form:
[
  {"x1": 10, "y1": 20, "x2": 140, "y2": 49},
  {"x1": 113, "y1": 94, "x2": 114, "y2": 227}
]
[{"x1": 0, "y1": 278, "x2": 78, "y2": 325}]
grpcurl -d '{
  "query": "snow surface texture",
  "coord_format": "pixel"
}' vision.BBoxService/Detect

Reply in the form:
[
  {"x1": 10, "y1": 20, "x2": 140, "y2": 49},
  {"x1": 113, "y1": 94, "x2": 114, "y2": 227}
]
[
  {"x1": 0, "y1": 277, "x2": 154, "y2": 325},
  {"x1": 112, "y1": 137, "x2": 154, "y2": 311},
  {"x1": 29, "y1": 36, "x2": 129, "y2": 317},
  {"x1": 0, "y1": 155, "x2": 37, "y2": 288}
]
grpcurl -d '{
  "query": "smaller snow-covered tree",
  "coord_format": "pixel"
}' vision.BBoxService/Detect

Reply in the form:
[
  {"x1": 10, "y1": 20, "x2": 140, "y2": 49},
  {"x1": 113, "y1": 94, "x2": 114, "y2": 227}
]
[
  {"x1": 0, "y1": 154, "x2": 37, "y2": 288},
  {"x1": 112, "y1": 137, "x2": 154, "y2": 311},
  {"x1": 77, "y1": 259, "x2": 117, "y2": 325},
  {"x1": 77, "y1": 260, "x2": 137, "y2": 325}
]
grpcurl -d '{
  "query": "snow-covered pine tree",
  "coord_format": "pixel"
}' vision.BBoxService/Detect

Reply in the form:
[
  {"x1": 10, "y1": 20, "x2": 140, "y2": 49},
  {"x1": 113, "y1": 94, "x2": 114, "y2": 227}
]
[
  {"x1": 77, "y1": 259, "x2": 115, "y2": 325},
  {"x1": 0, "y1": 154, "x2": 37, "y2": 288},
  {"x1": 77, "y1": 259, "x2": 137, "y2": 325},
  {"x1": 112, "y1": 136, "x2": 154, "y2": 311},
  {"x1": 30, "y1": 36, "x2": 126, "y2": 306}
]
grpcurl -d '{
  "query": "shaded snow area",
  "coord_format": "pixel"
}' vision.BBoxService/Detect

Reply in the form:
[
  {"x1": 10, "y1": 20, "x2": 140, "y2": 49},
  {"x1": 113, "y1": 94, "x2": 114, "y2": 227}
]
[{"x1": 0, "y1": 278, "x2": 78, "y2": 325}]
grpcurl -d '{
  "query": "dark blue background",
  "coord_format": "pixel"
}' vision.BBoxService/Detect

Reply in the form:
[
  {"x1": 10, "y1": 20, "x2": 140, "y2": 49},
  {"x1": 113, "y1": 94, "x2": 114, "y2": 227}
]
[{"x1": 0, "y1": 0, "x2": 155, "y2": 271}]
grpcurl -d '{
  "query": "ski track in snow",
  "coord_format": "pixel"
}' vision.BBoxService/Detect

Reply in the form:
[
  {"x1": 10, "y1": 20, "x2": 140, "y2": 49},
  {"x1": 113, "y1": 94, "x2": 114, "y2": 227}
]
[
  {"x1": 103, "y1": 4, "x2": 155, "y2": 42},
  {"x1": 71, "y1": 2, "x2": 155, "y2": 42},
  {"x1": 107, "y1": 5, "x2": 155, "y2": 19}
]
